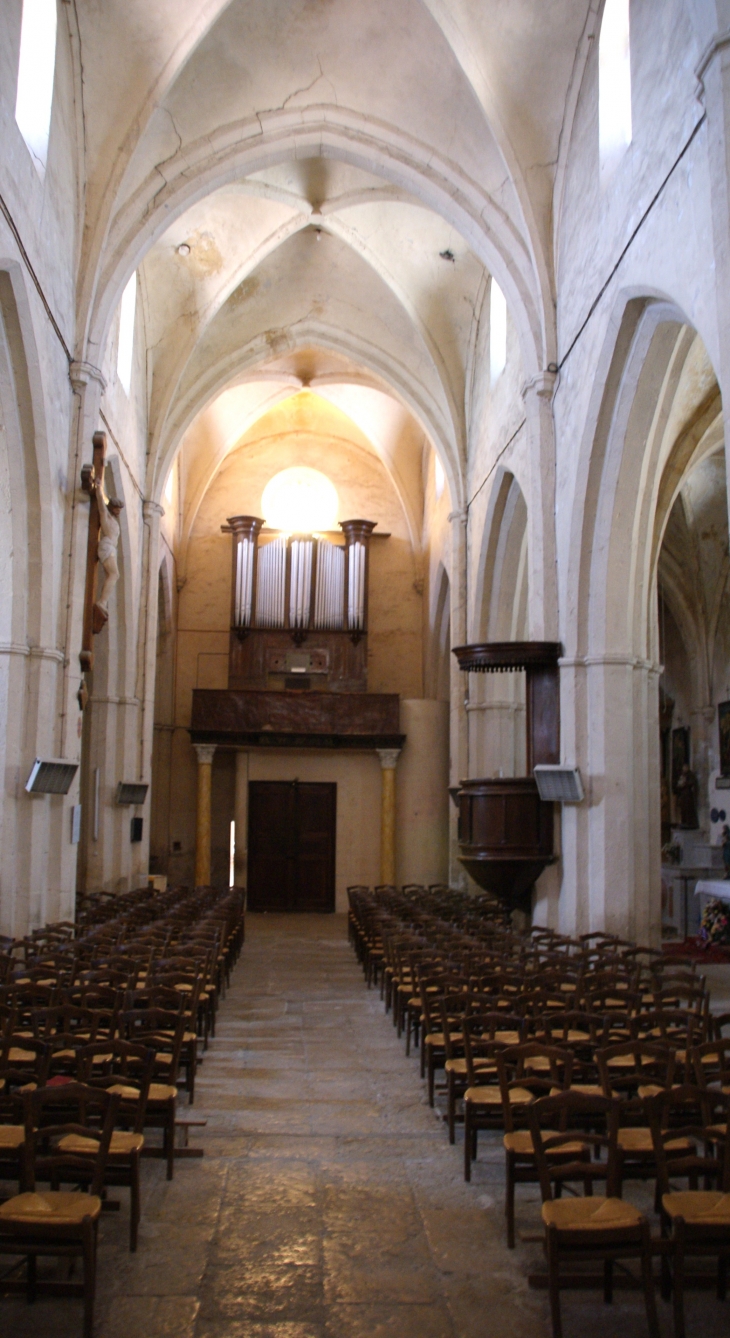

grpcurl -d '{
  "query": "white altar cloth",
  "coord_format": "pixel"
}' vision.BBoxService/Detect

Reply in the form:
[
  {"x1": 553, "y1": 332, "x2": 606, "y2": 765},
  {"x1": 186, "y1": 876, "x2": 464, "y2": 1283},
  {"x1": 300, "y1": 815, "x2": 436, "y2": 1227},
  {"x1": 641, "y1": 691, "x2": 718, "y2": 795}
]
[{"x1": 694, "y1": 879, "x2": 730, "y2": 904}]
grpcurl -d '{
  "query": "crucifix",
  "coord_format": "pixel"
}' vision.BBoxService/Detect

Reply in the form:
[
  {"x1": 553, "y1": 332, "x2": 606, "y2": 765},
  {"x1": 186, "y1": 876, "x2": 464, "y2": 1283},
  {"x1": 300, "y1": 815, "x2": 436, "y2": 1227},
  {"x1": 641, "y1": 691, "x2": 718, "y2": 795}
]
[{"x1": 79, "y1": 430, "x2": 124, "y2": 677}]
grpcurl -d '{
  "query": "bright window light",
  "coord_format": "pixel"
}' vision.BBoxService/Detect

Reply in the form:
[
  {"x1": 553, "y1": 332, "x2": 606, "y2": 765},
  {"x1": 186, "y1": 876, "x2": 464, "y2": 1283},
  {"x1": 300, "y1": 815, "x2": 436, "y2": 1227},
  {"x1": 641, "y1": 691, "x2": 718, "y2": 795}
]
[
  {"x1": 262, "y1": 467, "x2": 339, "y2": 533},
  {"x1": 434, "y1": 455, "x2": 445, "y2": 500},
  {"x1": 229, "y1": 820, "x2": 235, "y2": 887},
  {"x1": 599, "y1": 0, "x2": 632, "y2": 179},
  {"x1": 15, "y1": 0, "x2": 58, "y2": 179},
  {"x1": 164, "y1": 470, "x2": 174, "y2": 506},
  {"x1": 117, "y1": 272, "x2": 137, "y2": 395},
  {"x1": 490, "y1": 280, "x2": 507, "y2": 386}
]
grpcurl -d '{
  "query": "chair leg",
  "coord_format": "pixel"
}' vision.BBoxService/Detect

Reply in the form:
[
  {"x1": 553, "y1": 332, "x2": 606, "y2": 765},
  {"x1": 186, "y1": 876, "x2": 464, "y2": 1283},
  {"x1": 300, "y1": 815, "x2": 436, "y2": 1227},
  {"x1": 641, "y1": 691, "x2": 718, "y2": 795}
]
[
  {"x1": 83, "y1": 1222, "x2": 97, "y2": 1338},
  {"x1": 546, "y1": 1225, "x2": 562, "y2": 1338},
  {"x1": 640, "y1": 1219, "x2": 660, "y2": 1338},
  {"x1": 672, "y1": 1219, "x2": 687, "y2": 1338},
  {"x1": 26, "y1": 1252, "x2": 36, "y2": 1304},
  {"x1": 447, "y1": 1074, "x2": 455, "y2": 1145},
  {"x1": 603, "y1": 1257, "x2": 613, "y2": 1303},
  {"x1": 506, "y1": 1153, "x2": 515, "y2": 1249},
  {"x1": 464, "y1": 1103, "x2": 472, "y2": 1182},
  {"x1": 718, "y1": 1252, "x2": 727, "y2": 1301},
  {"x1": 130, "y1": 1151, "x2": 141, "y2": 1252},
  {"x1": 428, "y1": 1051, "x2": 435, "y2": 1106},
  {"x1": 166, "y1": 1098, "x2": 175, "y2": 1181}
]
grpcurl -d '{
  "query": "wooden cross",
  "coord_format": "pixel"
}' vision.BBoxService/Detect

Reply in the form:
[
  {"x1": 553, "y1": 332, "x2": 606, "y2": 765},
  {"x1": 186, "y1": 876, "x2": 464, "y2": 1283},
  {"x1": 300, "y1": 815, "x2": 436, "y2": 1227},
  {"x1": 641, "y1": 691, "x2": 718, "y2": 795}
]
[{"x1": 79, "y1": 430, "x2": 107, "y2": 673}]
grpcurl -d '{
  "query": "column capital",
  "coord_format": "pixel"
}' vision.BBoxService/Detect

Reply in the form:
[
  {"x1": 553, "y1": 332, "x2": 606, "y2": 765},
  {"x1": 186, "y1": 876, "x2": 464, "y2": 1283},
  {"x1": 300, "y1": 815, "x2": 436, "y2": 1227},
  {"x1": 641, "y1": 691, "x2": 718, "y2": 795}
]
[
  {"x1": 447, "y1": 508, "x2": 468, "y2": 526},
  {"x1": 696, "y1": 30, "x2": 730, "y2": 99},
  {"x1": 69, "y1": 360, "x2": 106, "y2": 393},
  {"x1": 143, "y1": 500, "x2": 165, "y2": 520},
  {"x1": 194, "y1": 743, "x2": 216, "y2": 766},
  {"x1": 376, "y1": 747, "x2": 401, "y2": 770},
  {"x1": 521, "y1": 370, "x2": 557, "y2": 404}
]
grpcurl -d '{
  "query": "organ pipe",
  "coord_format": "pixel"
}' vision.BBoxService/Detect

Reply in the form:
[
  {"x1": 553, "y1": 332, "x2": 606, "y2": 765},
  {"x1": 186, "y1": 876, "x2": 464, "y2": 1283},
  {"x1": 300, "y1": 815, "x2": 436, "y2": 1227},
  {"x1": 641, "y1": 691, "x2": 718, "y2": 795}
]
[{"x1": 227, "y1": 515, "x2": 375, "y2": 637}]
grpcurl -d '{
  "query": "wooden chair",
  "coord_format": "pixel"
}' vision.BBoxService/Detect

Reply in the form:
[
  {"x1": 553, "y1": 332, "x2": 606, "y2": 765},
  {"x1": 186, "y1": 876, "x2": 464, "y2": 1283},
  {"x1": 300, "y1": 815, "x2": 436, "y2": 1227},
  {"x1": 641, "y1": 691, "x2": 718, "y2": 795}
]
[
  {"x1": 119, "y1": 1007, "x2": 186, "y2": 1179},
  {"x1": 644, "y1": 1085, "x2": 730, "y2": 1338},
  {"x1": 528, "y1": 1090, "x2": 659, "y2": 1338},
  {"x1": 596, "y1": 1040, "x2": 688, "y2": 1206},
  {"x1": 498, "y1": 1042, "x2": 578, "y2": 1248},
  {"x1": 73, "y1": 1039, "x2": 154, "y2": 1250},
  {"x1": 0, "y1": 1083, "x2": 120, "y2": 1338}
]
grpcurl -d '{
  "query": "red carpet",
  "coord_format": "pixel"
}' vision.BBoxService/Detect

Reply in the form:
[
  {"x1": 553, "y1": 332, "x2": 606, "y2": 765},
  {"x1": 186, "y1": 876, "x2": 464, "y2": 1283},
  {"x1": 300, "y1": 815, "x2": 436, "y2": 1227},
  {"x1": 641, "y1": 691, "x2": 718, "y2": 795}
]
[{"x1": 663, "y1": 937, "x2": 730, "y2": 964}]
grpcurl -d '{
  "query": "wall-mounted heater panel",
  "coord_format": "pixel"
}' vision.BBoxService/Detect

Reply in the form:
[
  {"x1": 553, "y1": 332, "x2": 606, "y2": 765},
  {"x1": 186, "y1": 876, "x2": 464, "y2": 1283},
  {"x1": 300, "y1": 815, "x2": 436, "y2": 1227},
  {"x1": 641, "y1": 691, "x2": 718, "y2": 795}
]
[
  {"x1": 25, "y1": 759, "x2": 79, "y2": 795},
  {"x1": 534, "y1": 765, "x2": 584, "y2": 803}
]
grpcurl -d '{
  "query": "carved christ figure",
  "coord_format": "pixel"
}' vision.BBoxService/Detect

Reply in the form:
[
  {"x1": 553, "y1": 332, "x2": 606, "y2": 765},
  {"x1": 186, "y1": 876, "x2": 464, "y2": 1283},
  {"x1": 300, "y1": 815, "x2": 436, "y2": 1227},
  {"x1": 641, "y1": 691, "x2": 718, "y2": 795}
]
[{"x1": 94, "y1": 477, "x2": 124, "y2": 620}]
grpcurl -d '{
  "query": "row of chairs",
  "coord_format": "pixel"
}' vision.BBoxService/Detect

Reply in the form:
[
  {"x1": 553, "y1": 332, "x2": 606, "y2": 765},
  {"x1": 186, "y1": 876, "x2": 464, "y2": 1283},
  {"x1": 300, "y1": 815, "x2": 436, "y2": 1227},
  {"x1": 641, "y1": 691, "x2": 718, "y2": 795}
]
[
  {"x1": 0, "y1": 883, "x2": 244, "y2": 1337},
  {"x1": 348, "y1": 885, "x2": 730, "y2": 1338}
]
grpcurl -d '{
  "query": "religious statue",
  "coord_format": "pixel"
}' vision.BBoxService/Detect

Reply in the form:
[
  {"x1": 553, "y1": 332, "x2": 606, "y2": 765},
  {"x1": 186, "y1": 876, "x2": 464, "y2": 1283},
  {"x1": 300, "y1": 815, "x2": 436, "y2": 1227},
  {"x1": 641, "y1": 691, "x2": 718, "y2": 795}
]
[
  {"x1": 93, "y1": 477, "x2": 124, "y2": 629},
  {"x1": 674, "y1": 763, "x2": 699, "y2": 829},
  {"x1": 722, "y1": 824, "x2": 730, "y2": 880}
]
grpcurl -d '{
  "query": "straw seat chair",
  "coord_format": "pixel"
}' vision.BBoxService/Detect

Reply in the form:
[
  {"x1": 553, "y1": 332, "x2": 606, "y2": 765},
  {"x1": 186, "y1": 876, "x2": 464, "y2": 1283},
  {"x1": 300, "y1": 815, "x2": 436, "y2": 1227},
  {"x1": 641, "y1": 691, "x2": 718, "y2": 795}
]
[
  {"x1": 528, "y1": 1090, "x2": 659, "y2": 1338},
  {"x1": 0, "y1": 1083, "x2": 120, "y2": 1338},
  {"x1": 644, "y1": 1085, "x2": 730, "y2": 1338}
]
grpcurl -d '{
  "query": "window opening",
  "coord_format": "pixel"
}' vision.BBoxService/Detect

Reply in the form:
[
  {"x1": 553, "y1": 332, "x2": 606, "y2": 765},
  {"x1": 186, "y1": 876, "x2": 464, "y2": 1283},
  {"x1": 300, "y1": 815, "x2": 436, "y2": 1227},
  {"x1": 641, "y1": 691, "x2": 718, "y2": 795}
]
[
  {"x1": 229, "y1": 820, "x2": 236, "y2": 887},
  {"x1": 434, "y1": 455, "x2": 445, "y2": 501},
  {"x1": 117, "y1": 273, "x2": 137, "y2": 395},
  {"x1": 15, "y1": 0, "x2": 58, "y2": 179},
  {"x1": 262, "y1": 466, "x2": 339, "y2": 534},
  {"x1": 490, "y1": 281, "x2": 507, "y2": 387},
  {"x1": 599, "y1": 0, "x2": 632, "y2": 179}
]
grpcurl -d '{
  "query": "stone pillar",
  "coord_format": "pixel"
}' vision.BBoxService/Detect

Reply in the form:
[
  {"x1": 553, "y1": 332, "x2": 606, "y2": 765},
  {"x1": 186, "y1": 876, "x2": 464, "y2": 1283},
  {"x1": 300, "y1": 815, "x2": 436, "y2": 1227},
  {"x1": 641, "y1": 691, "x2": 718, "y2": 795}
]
[
  {"x1": 696, "y1": 34, "x2": 730, "y2": 525},
  {"x1": 234, "y1": 750, "x2": 249, "y2": 886},
  {"x1": 521, "y1": 372, "x2": 558, "y2": 641},
  {"x1": 376, "y1": 748, "x2": 401, "y2": 885},
  {"x1": 128, "y1": 500, "x2": 164, "y2": 888},
  {"x1": 194, "y1": 744, "x2": 216, "y2": 886},
  {"x1": 448, "y1": 508, "x2": 468, "y2": 888}
]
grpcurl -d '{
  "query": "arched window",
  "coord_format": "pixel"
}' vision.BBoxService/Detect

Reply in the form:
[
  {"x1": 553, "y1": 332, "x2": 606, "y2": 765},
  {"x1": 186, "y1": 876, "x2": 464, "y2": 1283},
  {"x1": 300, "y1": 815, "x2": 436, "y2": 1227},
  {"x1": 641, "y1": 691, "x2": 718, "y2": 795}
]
[
  {"x1": 117, "y1": 273, "x2": 138, "y2": 395},
  {"x1": 599, "y1": 0, "x2": 632, "y2": 179},
  {"x1": 490, "y1": 280, "x2": 507, "y2": 387},
  {"x1": 14, "y1": 0, "x2": 58, "y2": 179}
]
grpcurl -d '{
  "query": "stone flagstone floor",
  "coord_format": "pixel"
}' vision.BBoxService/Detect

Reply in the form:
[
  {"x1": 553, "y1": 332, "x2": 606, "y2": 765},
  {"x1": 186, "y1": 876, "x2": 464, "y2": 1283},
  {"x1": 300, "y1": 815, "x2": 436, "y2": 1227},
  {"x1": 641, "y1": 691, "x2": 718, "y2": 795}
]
[{"x1": 2, "y1": 913, "x2": 730, "y2": 1337}]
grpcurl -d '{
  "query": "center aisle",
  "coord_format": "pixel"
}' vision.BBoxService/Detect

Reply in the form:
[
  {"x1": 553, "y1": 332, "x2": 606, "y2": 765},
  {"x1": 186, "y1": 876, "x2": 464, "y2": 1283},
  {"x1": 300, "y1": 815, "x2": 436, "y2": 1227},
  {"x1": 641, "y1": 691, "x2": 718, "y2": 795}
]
[{"x1": 189, "y1": 912, "x2": 547, "y2": 1338}]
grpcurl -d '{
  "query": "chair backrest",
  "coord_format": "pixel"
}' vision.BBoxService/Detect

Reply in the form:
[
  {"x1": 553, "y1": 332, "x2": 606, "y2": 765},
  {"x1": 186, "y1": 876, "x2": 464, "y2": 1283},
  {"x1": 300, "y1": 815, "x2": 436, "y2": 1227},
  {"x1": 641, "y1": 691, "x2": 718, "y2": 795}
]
[
  {"x1": 497, "y1": 1042, "x2": 574, "y2": 1132},
  {"x1": 527, "y1": 1091, "x2": 622, "y2": 1202},
  {"x1": 690, "y1": 1037, "x2": 730, "y2": 1091},
  {"x1": 22, "y1": 1082, "x2": 121, "y2": 1197},
  {"x1": 78, "y1": 1038, "x2": 155, "y2": 1133},
  {"x1": 643, "y1": 1084, "x2": 730, "y2": 1196},
  {"x1": 596, "y1": 1040, "x2": 675, "y2": 1103}
]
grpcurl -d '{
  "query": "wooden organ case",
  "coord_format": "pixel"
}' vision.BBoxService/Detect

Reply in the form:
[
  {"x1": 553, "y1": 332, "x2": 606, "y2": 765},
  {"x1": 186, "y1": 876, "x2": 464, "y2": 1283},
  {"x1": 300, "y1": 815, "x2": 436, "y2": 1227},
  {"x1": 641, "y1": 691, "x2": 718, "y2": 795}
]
[{"x1": 225, "y1": 516, "x2": 377, "y2": 692}]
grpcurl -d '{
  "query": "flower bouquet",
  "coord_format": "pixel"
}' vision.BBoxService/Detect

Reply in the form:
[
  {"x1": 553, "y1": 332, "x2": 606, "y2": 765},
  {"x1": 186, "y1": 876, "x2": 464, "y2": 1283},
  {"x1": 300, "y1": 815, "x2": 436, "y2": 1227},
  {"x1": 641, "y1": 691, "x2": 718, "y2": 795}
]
[{"x1": 699, "y1": 897, "x2": 730, "y2": 947}]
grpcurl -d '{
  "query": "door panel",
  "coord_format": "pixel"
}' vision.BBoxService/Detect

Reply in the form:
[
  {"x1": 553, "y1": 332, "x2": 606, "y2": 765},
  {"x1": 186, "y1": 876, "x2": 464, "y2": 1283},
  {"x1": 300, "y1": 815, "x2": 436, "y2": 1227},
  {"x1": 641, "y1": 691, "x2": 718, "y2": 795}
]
[{"x1": 247, "y1": 780, "x2": 336, "y2": 912}]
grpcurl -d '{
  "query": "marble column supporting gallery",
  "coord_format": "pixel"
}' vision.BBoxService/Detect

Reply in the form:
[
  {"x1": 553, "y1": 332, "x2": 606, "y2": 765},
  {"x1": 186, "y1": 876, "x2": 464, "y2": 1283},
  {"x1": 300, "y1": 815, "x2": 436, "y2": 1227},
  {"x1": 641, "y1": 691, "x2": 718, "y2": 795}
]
[
  {"x1": 376, "y1": 748, "x2": 401, "y2": 885},
  {"x1": 194, "y1": 744, "x2": 216, "y2": 886}
]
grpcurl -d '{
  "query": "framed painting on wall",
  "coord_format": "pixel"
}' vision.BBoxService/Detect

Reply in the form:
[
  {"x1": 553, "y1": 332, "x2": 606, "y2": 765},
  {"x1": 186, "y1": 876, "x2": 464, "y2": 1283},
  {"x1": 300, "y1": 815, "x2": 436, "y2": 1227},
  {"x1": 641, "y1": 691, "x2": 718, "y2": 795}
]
[
  {"x1": 719, "y1": 701, "x2": 730, "y2": 776},
  {"x1": 671, "y1": 726, "x2": 690, "y2": 793}
]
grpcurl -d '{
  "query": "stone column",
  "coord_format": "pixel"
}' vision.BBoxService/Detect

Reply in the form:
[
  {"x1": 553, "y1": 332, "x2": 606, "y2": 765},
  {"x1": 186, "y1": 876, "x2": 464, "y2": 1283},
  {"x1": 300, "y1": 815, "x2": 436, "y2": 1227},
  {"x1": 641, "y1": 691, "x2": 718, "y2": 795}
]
[
  {"x1": 132, "y1": 500, "x2": 164, "y2": 887},
  {"x1": 376, "y1": 748, "x2": 401, "y2": 885},
  {"x1": 234, "y1": 750, "x2": 249, "y2": 886},
  {"x1": 194, "y1": 744, "x2": 216, "y2": 886},
  {"x1": 448, "y1": 508, "x2": 468, "y2": 888}
]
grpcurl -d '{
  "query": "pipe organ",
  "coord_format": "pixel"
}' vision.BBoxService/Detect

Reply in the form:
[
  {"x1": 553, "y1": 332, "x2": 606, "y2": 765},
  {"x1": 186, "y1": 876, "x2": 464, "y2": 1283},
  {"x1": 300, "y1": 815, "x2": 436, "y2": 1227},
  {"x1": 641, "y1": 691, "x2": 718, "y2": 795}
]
[{"x1": 225, "y1": 517, "x2": 376, "y2": 692}]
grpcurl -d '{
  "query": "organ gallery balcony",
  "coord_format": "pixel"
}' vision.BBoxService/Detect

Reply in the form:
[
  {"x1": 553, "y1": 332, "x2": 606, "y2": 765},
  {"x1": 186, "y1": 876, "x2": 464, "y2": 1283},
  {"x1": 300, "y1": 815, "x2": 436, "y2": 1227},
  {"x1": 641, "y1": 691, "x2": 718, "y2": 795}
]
[{"x1": 190, "y1": 688, "x2": 404, "y2": 751}]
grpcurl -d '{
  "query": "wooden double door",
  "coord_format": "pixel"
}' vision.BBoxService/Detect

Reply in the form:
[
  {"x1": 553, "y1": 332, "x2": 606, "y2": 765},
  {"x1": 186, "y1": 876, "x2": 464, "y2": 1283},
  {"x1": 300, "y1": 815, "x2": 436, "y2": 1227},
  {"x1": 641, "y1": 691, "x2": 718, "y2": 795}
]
[{"x1": 247, "y1": 781, "x2": 336, "y2": 912}]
